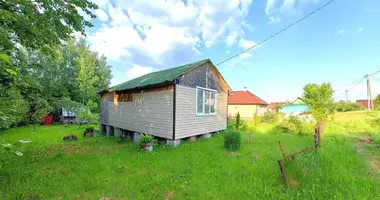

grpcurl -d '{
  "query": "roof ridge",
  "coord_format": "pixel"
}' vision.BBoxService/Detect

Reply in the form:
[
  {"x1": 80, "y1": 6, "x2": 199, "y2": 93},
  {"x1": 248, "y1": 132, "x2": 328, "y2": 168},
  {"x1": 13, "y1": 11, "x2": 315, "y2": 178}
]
[{"x1": 110, "y1": 59, "x2": 211, "y2": 92}]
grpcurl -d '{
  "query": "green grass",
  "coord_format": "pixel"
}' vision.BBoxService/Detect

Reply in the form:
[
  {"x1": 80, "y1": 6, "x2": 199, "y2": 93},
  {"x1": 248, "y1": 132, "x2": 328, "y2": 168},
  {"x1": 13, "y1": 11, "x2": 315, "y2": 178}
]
[{"x1": 1, "y1": 116, "x2": 380, "y2": 199}]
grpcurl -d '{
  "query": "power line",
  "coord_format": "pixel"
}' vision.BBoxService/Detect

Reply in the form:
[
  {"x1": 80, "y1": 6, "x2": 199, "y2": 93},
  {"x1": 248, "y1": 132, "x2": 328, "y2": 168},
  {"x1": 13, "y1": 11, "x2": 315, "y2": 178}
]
[
  {"x1": 369, "y1": 69, "x2": 380, "y2": 77},
  {"x1": 334, "y1": 76, "x2": 365, "y2": 93},
  {"x1": 334, "y1": 76, "x2": 365, "y2": 98},
  {"x1": 215, "y1": 0, "x2": 338, "y2": 66}
]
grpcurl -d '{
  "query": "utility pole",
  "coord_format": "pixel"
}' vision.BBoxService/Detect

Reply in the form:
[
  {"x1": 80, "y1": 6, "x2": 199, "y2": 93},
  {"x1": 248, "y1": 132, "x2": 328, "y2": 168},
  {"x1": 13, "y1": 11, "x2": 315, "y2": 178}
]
[
  {"x1": 345, "y1": 90, "x2": 348, "y2": 102},
  {"x1": 365, "y1": 74, "x2": 374, "y2": 111}
]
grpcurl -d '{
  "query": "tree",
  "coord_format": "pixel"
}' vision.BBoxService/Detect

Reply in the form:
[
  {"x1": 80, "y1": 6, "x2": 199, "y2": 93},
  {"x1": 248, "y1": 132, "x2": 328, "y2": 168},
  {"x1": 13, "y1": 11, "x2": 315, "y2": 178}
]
[
  {"x1": 302, "y1": 83, "x2": 334, "y2": 122},
  {"x1": 375, "y1": 94, "x2": 380, "y2": 111},
  {"x1": 0, "y1": 0, "x2": 97, "y2": 54},
  {"x1": 0, "y1": 86, "x2": 29, "y2": 129},
  {"x1": 31, "y1": 97, "x2": 52, "y2": 131},
  {"x1": 77, "y1": 100, "x2": 99, "y2": 127}
]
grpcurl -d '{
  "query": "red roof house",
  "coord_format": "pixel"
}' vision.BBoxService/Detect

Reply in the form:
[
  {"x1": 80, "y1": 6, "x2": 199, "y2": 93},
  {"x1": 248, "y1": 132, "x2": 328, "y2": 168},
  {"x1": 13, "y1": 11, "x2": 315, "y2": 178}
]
[
  {"x1": 269, "y1": 102, "x2": 284, "y2": 109},
  {"x1": 228, "y1": 90, "x2": 268, "y2": 105},
  {"x1": 228, "y1": 89, "x2": 268, "y2": 119},
  {"x1": 356, "y1": 99, "x2": 376, "y2": 109}
]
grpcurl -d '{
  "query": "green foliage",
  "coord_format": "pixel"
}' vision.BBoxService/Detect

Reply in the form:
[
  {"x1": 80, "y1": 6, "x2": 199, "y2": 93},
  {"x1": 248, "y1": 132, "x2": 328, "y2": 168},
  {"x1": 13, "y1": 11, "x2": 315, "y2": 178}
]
[
  {"x1": 0, "y1": 86, "x2": 29, "y2": 129},
  {"x1": 236, "y1": 112, "x2": 240, "y2": 130},
  {"x1": 140, "y1": 134, "x2": 155, "y2": 144},
  {"x1": 0, "y1": 38, "x2": 111, "y2": 130},
  {"x1": 84, "y1": 127, "x2": 94, "y2": 133},
  {"x1": 276, "y1": 116, "x2": 315, "y2": 136},
  {"x1": 375, "y1": 94, "x2": 380, "y2": 111},
  {"x1": 31, "y1": 97, "x2": 52, "y2": 124},
  {"x1": 77, "y1": 100, "x2": 99, "y2": 125},
  {"x1": 260, "y1": 111, "x2": 279, "y2": 123},
  {"x1": 302, "y1": 82, "x2": 334, "y2": 122},
  {"x1": 0, "y1": 0, "x2": 97, "y2": 54},
  {"x1": 336, "y1": 101, "x2": 363, "y2": 112},
  {"x1": 223, "y1": 130, "x2": 241, "y2": 151}
]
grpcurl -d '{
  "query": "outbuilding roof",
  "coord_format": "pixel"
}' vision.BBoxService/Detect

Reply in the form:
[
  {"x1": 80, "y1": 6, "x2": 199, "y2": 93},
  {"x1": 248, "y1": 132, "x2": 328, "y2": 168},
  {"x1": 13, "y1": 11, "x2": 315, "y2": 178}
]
[
  {"x1": 108, "y1": 59, "x2": 211, "y2": 92},
  {"x1": 228, "y1": 90, "x2": 268, "y2": 105}
]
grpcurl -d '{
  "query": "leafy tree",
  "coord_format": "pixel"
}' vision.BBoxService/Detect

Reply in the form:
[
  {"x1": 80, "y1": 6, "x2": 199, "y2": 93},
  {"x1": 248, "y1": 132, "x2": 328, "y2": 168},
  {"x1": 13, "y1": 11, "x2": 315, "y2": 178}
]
[
  {"x1": 77, "y1": 100, "x2": 99, "y2": 127},
  {"x1": 302, "y1": 83, "x2": 334, "y2": 122},
  {"x1": 375, "y1": 94, "x2": 380, "y2": 111},
  {"x1": 31, "y1": 97, "x2": 52, "y2": 131},
  {"x1": 0, "y1": 86, "x2": 29, "y2": 129},
  {"x1": 0, "y1": 0, "x2": 97, "y2": 54}
]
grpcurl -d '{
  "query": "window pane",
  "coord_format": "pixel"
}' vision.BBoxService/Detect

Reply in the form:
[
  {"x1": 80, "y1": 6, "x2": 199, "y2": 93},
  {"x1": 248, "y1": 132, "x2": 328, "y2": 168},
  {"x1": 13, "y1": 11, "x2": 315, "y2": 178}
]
[
  {"x1": 204, "y1": 91, "x2": 210, "y2": 114},
  {"x1": 210, "y1": 92, "x2": 216, "y2": 113},
  {"x1": 197, "y1": 89, "x2": 203, "y2": 114}
]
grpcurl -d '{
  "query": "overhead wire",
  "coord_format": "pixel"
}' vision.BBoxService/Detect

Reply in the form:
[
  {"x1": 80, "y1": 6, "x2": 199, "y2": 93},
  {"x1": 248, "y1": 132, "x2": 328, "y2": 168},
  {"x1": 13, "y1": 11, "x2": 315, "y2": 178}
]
[{"x1": 215, "y1": 0, "x2": 338, "y2": 66}]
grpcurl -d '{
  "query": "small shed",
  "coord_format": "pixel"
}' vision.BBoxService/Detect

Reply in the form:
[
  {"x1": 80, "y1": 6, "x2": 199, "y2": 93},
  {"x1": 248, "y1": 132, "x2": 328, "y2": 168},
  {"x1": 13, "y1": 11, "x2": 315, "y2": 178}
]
[
  {"x1": 227, "y1": 88, "x2": 268, "y2": 119},
  {"x1": 99, "y1": 59, "x2": 231, "y2": 145},
  {"x1": 280, "y1": 97, "x2": 309, "y2": 114}
]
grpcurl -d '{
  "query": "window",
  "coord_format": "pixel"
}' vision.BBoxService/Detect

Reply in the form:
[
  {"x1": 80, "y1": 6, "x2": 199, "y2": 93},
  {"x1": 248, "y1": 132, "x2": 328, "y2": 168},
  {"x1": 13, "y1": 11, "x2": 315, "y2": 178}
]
[{"x1": 196, "y1": 87, "x2": 217, "y2": 115}]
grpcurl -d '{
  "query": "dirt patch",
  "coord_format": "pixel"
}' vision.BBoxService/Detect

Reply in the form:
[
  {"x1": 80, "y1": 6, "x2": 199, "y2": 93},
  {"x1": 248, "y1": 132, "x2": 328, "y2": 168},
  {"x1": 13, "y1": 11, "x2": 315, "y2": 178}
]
[
  {"x1": 356, "y1": 137, "x2": 380, "y2": 176},
  {"x1": 287, "y1": 178, "x2": 300, "y2": 188},
  {"x1": 226, "y1": 152, "x2": 242, "y2": 157},
  {"x1": 358, "y1": 136, "x2": 373, "y2": 144},
  {"x1": 369, "y1": 159, "x2": 380, "y2": 173},
  {"x1": 49, "y1": 144, "x2": 124, "y2": 154},
  {"x1": 164, "y1": 192, "x2": 175, "y2": 200}
]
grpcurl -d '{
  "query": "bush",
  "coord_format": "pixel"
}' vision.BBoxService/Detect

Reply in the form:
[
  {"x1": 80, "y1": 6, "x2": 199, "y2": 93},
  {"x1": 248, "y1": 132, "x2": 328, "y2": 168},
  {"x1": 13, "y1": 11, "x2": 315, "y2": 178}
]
[
  {"x1": 224, "y1": 130, "x2": 241, "y2": 151},
  {"x1": 260, "y1": 111, "x2": 278, "y2": 123},
  {"x1": 276, "y1": 116, "x2": 314, "y2": 136},
  {"x1": 140, "y1": 134, "x2": 155, "y2": 144},
  {"x1": 336, "y1": 101, "x2": 363, "y2": 112}
]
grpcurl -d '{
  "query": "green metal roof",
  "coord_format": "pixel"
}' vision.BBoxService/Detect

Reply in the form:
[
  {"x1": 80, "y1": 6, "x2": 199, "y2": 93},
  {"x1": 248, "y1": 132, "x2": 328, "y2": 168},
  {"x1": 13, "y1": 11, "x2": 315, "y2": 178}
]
[{"x1": 111, "y1": 59, "x2": 211, "y2": 92}]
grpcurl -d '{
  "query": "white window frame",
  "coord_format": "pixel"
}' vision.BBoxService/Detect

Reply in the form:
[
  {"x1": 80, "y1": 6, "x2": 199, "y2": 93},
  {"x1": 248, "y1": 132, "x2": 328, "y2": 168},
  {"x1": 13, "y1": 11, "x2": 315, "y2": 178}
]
[{"x1": 196, "y1": 86, "x2": 218, "y2": 116}]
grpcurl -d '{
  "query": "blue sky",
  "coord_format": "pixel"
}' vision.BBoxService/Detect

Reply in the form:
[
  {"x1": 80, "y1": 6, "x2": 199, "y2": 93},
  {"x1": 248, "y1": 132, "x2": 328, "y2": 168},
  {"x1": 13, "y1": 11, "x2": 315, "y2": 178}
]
[{"x1": 82, "y1": 0, "x2": 380, "y2": 102}]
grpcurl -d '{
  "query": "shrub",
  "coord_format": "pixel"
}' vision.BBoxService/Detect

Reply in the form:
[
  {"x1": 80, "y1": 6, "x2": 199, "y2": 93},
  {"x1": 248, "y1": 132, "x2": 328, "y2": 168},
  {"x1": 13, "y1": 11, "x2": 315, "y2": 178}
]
[
  {"x1": 236, "y1": 112, "x2": 240, "y2": 130},
  {"x1": 276, "y1": 116, "x2": 314, "y2": 136},
  {"x1": 260, "y1": 111, "x2": 278, "y2": 123},
  {"x1": 336, "y1": 101, "x2": 363, "y2": 112},
  {"x1": 224, "y1": 130, "x2": 241, "y2": 151},
  {"x1": 140, "y1": 134, "x2": 155, "y2": 144}
]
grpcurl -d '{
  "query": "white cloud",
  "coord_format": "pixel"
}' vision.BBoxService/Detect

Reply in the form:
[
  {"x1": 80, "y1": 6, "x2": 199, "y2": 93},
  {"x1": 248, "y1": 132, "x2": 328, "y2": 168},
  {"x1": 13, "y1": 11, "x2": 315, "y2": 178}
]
[
  {"x1": 226, "y1": 34, "x2": 238, "y2": 46},
  {"x1": 94, "y1": 9, "x2": 109, "y2": 21},
  {"x1": 125, "y1": 65, "x2": 155, "y2": 80},
  {"x1": 238, "y1": 38, "x2": 257, "y2": 49},
  {"x1": 357, "y1": 27, "x2": 364, "y2": 33},
  {"x1": 265, "y1": 0, "x2": 321, "y2": 22},
  {"x1": 268, "y1": 16, "x2": 282, "y2": 24},
  {"x1": 92, "y1": 0, "x2": 110, "y2": 9},
  {"x1": 239, "y1": 52, "x2": 253, "y2": 59},
  {"x1": 266, "y1": 0, "x2": 280, "y2": 14},
  {"x1": 337, "y1": 29, "x2": 345, "y2": 34},
  {"x1": 226, "y1": 50, "x2": 231, "y2": 54},
  {"x1": 87, "y1": 0, "x2": 254, "y2": 66}
]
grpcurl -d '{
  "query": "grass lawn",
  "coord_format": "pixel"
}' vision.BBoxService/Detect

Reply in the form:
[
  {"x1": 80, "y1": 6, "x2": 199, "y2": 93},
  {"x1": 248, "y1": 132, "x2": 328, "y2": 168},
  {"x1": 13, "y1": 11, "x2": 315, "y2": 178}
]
[{"x1": 1, "y1": 115, "x2": 380, "y2": 199}]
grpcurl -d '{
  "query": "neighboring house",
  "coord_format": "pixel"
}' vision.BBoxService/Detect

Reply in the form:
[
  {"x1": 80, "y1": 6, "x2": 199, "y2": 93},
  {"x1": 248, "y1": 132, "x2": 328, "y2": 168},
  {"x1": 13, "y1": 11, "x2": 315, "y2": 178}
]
[
  {"x1": 60, "y1": 108, "x2": 79, "y2": 124},
  {"x1": 356, "y1": 99, "x2": 376, "y2": 110},
  {"x1": 228, "y1": 88, "x2": 268, "y2": 119},
  {"x1": 269, "y1": 102, "x2": 284, "y2": 110},
  {"x1": 280, "y1": 97, "x2": 311, "y2": 119},
  {"x1": 99, "y1": 59, "x2": 231, "y2": 145}
]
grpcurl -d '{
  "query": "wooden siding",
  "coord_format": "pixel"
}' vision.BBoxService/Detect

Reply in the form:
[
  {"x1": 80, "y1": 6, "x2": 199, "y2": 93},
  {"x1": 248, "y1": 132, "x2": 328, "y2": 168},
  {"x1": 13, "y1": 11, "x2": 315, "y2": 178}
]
[
  {"x1": 106, "y1": 89, "x2": 174, "y2": 139},
  {"x1": 175, "y1": 85, "x2": 227, "y2": 139},
  {"x1": 100, "y1": 92, "x2": 113, "y2": 124}
]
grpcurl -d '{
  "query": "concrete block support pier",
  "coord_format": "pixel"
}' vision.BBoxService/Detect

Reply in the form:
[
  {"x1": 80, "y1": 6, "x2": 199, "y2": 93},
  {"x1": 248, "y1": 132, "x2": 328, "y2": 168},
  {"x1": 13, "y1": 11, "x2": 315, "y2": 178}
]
[
  {"x1": 106, "y1": 125, "x2": 114, "y2": 136},
  {"x1": 114, "y1": 128, "x2": 122, "y2": 137},
  {"x1": 133, "y1": 132, "x2": 141, "y2": 143},
  {"x1": 167, "y1": 139, "x2": 181, "y2": 147},
  {"x1": 201, "y1": 133, "x2": 212, "y2": 139}
]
